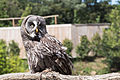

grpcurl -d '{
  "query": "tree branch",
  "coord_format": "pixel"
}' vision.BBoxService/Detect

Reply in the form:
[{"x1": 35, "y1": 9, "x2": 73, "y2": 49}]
[{"x1": 0, "y1": 72, "x2": 120, "y2": 80}]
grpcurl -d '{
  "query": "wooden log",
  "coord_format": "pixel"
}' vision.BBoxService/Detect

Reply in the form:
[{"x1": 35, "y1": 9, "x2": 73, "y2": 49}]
[{"x1": 0, "y1": 72, "x2": 120, "y2": 80}]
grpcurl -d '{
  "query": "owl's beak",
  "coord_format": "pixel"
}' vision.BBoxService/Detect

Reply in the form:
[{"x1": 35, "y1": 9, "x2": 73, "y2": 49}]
[{"x1": 36, "y1": 28, "x2": 38, "y2": 33}]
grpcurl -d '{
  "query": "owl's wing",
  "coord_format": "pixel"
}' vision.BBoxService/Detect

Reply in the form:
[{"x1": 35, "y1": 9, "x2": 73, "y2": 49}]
[{"x1": 34, "y1": 34, "x2": 73, "y2": 75}]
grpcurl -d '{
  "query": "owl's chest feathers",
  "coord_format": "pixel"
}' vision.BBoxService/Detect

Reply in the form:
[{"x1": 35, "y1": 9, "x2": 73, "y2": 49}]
[
  {"x1": 24, "y1": 36, "x2": 60, "y2": 54},
  {"x1": 24, "y1": 37, "x2": 61, "y2": 67}
]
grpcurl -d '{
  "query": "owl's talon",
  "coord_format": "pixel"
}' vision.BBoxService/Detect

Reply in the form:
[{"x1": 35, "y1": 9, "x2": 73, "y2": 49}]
[
  {"x1": 43, "y1": 68, "x2": 52, "y2": 73},
  {"x1": 40, "y1": 68, "x2": 52, "y2": 80}
]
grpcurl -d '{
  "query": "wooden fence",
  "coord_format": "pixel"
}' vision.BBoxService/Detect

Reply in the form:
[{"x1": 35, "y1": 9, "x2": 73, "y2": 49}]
[{"x1": 0, "y1": 15, "x2": 59, "y2": 26}]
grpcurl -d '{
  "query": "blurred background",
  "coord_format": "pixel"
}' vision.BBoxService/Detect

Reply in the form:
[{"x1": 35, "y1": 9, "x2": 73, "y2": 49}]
[{"x1": 0, "y1": 0, "x2": 120, "y2": 76}]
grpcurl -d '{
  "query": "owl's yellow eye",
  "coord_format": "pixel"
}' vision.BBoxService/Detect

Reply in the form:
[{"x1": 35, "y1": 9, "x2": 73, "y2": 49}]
[{"x1": 30, "y1": 24, "x2": 34, "y2": 28}]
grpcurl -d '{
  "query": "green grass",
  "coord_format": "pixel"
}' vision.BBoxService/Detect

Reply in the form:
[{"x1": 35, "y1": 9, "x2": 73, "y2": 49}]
[
  {"x1": 21, "y1": 58, "x2": 110, "y2": 75},
  {"x1": 72, "y1": 57, "x2": 110, "y2": 75}
]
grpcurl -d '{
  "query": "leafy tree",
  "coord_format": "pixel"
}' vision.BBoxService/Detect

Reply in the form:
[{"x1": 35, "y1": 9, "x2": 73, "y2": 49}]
[
  {"x1": 21, "y1": 4, "x2": 32, "y2": 17},
  {"x1": 76, "y1": 35, "x2": 91, "y2": 59},
  {"x1": 63, "y1": 39, "x2": 73, "y2": 56},
  {"x1": 5, "y1": 0, "x2": 22, "y2": 17},
  {"x1": 91, "y1": 33, "x2": 103, "y2": 56},
  {"x1": 0, "y1": 0, "x2": 116, "y2": 26},
  {"x1": 0, "y1": 40, "x2": 7, "y2": 74},
  {"x1": 18, "y1": 4, "x2": 33, "y2": 25},
  {"x1": 102, "y1": 7, "x2": 120, "y2": 71},
  {"x1": 102, "y1": 7, "x2": 120, "y2": 57},
  {"x1": 0, "y1": 0, "x2": 10, "y2": 27},
  {"x1": 6, "y1": 55, "x2": 25, "y2": 73},
  {"x1": 0, "y1": 40, "x2": 27, "y2": 74},
  {"x1": 8, "y1": 40, "x2": 20, "y2": 56},
  {"x1": 7, "y1": 40, "x2": 26, "y2": 73}
]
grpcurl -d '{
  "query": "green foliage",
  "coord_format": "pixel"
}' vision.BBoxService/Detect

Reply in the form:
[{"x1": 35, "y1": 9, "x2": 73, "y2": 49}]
[
  {"x1": 82, "y1": 67, "x2": 93, "y2": 75},
  {"x1": 0, "y1": 40, "x2": 27, "y2": 74},
  {"x1": 96, "y1": 68, "x2": 110, "y2": 75},
  {"x1": 8, "y1": 40, "x2": 20, "y2": 56},
  {"x1": 6, "y1": 56, "x2": 25, "y2": 73},
  {"x1": 0, "y1": 0, "x2": 116, "y2": 26},
  {"x1": 73, "y1": 57, "x2": 109, "y2": 75},
  {"x1": 18, "y1": 4, "x2": 32, "y2": 26},
  {"x1": 0, "y1": 40, "x2": 7, "y2": 74},
  {"x1": 76, "y1": 35, "x2": 91, "y2": 59},
  {"x1": 101, "y1": 7, "x2": 120, "y2": 71},
  {"x1": 91, "y1": 33, "x2": 103, "y2": 56},
  {"x1": 63, "y1": 39, "x2": 73, "y2": 56},
  {"x1": 104, "y1": 57, "x2": 120, "y2": 71},
  {"x1": 74, "y1": 7, "x2": 120, "y2": 73},
  {"x1": 76, "y1": 34, "x2": 103, "y2": 58},
  {"x1": 102, "y1": 8, "x2": 120, "y2": 57}
]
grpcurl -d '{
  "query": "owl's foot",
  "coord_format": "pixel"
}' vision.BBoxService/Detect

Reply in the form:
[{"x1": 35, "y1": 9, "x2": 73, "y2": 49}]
[
  {"x1": 40, "y1": 68, "x2": 52, "y2": 80},
  {"x1": 42, "y1": 68, "x2": 52, "y2": 73}
]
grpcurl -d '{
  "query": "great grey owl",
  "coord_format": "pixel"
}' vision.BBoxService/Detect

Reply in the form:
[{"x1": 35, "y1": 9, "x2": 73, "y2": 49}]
[{"x1": 20, "y1": 15, "x2": 73, "y2": 75}]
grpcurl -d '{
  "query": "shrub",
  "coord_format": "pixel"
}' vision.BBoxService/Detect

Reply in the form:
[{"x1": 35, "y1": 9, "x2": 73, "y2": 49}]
[
  {"x1": 0, "y1": 40, "x2": 7, "y2": 74},
  {"x1": 6, "y1": 56, "x2": 26, "y2": 73},
  {"x1": 63, "y1": 39, "x2": 73, "y2": 56},
  {"x1": 105, "y1": 57, "x2": 120, "y2": 72},
  {"x1": 0, "y1": 40, "x2": 27, "y2": 74},
  {"x1": 97, "y1": 68, "x2": 110, "y2": 75},
  {"x1": 101, "y1": 8, "x2": 120, "y2": 71},
  {"x1": 8, "y1": 40, "x2": 20, "y2": 56},
  {"x1": 76, "y1": 35, "x2": 91, "y2": 59},
  {"x1": 91, "y1": 33, "x2": 103, "y2": 57}
]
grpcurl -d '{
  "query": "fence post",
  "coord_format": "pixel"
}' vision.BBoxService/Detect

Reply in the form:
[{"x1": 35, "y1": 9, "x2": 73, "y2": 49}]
[
  {"x1": 12, "y1": 19, "x2": 15, "y2": 27},
  {"x1": 55, "y1": 16, "x2": 57, "y2": 24}
]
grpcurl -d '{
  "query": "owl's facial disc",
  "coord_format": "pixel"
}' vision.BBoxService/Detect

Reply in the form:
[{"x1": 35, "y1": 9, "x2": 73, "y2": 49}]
[
  {"x1": 29, "y1": 21, "x2": 42, "y2": 38},
  {"x1": 25, "y1": 16, "x2": 47, "y2": 39},
  {"x1": 27, "y1": 21, "x2": 38, "y2": 38}
]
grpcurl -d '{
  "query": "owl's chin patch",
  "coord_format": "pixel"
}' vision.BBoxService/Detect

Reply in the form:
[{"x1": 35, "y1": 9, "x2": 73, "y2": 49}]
[
  {"x1": 38, "y1": 34, "x2": 42, "y2": 38},
  {"x1": 30, "y1": 32, "x2": 36, "y2": 38}
]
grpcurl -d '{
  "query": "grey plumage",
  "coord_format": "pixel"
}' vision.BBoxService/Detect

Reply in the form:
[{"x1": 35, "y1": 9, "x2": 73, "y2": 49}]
[{"x1": 20, "y1": 15, "x2": 73, "y2": 75}]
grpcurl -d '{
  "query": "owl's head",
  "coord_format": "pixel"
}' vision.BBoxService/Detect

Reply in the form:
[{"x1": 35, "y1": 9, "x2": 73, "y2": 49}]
[{"x1": 21, "y1": 15, "x2": 47, "y2": 39}]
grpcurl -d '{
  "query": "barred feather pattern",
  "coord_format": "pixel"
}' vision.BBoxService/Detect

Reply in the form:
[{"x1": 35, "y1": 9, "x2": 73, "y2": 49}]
[{"x1": 22, "y1": 33, "x2": 73, "y2": 75}]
